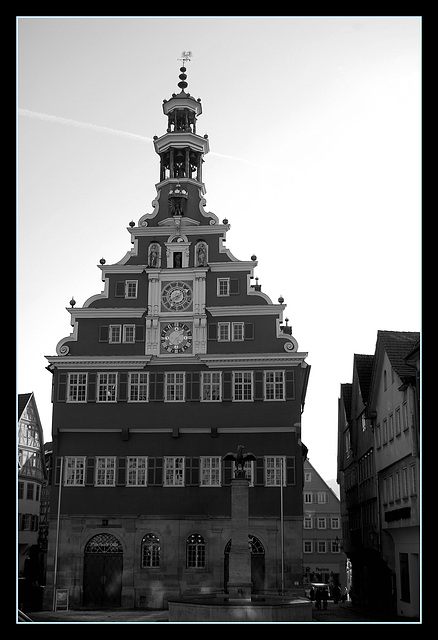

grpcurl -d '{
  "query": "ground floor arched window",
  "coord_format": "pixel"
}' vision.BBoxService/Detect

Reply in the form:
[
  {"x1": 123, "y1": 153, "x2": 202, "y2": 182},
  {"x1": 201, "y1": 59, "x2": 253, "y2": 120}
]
[
  {"x1": 141, "y1": 533, "x2": 161, "y2": 568},
  {"x1": 186, "y1": 534, "x2": 206, "y2": 568}
]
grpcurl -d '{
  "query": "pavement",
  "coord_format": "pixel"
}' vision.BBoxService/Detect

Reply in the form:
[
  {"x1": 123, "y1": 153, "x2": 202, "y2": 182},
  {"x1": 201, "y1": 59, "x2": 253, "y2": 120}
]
[{"x1": 23, "y1": 601, "x2": 420, "y2": 624}]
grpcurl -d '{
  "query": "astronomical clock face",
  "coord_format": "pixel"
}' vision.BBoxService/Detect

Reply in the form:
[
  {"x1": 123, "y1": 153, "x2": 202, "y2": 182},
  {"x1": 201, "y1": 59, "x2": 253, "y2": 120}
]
[
  {"x1": 161, "y1": 281, "x2": 193, "y2": 312},
  {"x1": 160, "y1": 322, "x2": 193, "y2": 354}
]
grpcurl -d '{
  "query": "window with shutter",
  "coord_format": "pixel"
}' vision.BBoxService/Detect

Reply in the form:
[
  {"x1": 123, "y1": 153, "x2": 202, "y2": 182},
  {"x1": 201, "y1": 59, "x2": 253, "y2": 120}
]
[
  {"x1": 229, "y1": 278, "x2": 239, "y2": 295},
  {"x1": 57, "y1": 373, "x2": 68, "y2": 402},
  {"x1": 208, "y1": 323, "x2": 217, "y2": 340},
  {"x1": 99, "y1": 326, "x2": 109, "y2": 342},
  {"x1": 115, "y1": 281, "x2": 125, "y2": 297},
  {"x1": 244, "y1": 323, "x2": 254, "y2": 340}
]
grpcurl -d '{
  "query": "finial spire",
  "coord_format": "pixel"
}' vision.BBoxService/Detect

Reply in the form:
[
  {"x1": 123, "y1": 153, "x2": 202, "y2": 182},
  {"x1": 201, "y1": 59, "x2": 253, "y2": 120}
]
[{"x1": 177, "y1": 51, "x2": 192, "y2": 91}]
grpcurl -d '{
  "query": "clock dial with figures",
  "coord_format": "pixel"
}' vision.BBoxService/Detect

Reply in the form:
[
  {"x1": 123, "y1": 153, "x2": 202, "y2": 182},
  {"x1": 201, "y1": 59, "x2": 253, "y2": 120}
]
[
  {"x1": 161, "y1": 281, "x2": 193, "y2": 312},
  {"x1": 160, "y1": 322, "x2": 193, "y2": 353}
]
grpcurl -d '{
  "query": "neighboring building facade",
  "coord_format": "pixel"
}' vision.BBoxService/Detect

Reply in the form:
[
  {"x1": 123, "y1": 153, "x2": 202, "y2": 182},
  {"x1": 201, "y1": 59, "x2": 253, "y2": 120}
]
[
  {"x1": 43, "y1": 65, "x2": 310, "y2": 610},
  {"x1": 18, "y1": 393, "x2": 47, "y2": 607},
  {"x1": 338, "y1": 331, "x2": 420, "y2": 619},
  {"x1": 302, "y1": 460, "x2": 347, "y2": 594},
  {"x1": 368, "y1": 331, "x2": 420, "y2": 619}
]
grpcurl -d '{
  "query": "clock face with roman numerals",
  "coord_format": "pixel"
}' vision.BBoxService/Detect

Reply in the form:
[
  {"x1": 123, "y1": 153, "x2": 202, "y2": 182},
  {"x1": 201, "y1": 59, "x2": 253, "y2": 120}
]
[
  {"x1": 160, "y1": 322, "x2": 193, "y2": 353},
  {"x1": 161, "y1": 281, "x2": 193, "y2": 311}
]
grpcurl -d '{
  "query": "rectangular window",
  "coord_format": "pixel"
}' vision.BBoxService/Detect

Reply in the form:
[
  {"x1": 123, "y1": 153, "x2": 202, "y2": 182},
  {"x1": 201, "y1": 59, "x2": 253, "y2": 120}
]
[
  {"x1": 165, "y1": 372, "x2": 185, "y2": 402},
  {"x1": 233, "y1": 371, "x2": 253, "y2": 401},
  {"x1": 403, "y1": 402, "x2": 409, "y2": 430},
  {"x1": 402, "y1": 467, "x2": 408, "y2": 497},
  {"x1": 217, "y1": 278, "x2": 230, "y2": 296},
  {"x1": 218, "y1": 322, "x2": 230, "y2": 341},
  {"x1": 126, "y1": 457, "x2": 148, "y2": 486},
  {"x1": 383, "y1": 418, "x2": 388, "y2": 444},
  {"x1": 376, "y1": 423, "x2": 381, "y2": 448},
  {"x1": 68, "y1": 373, "x2": 87, "y2": 402},
  {"x1": 95, "y1": 457, "x2": 116, "y2": 486},
  {"x1": 389, "y1": 413, "x2": 394, "y2": 440},
  {"x1": 395, "y1": 407, "x2": 402, "y2": 436},
  {"x1": 317, "y1": 517, "x2": 326, "y2": 529},
  {"x1": 129, "y1": 372, "x2": 149, "y2": 402},
  {"x1": 123, "y1": 324, "x2": 136, "y2": 343},
  {"x1": 331, "y1": 517, "x2": 340, "y2": 529},
  {"x1": 64, "y1": 456, "x2": 86, "y2": 486},
  {"x1": 18, "y1": 482, "x2": 24, "y2": 499},
  {"x1": 164, "y1": 457, "x2": 185, "y2": 486},
  {"x1": 109, "y1": 325, "x2": 121, "y2": 343},
  {"x1": 304, "y1": 517, "x2": 313, "y2": 529},
  {"x1": 22, "y1": 514, "x2": 32, "y2": 531},
  {"x1": 201, "y1": 371, "x2": 222, "y2": 401},
  {"x1": 303, "y1": 540, "x2": 312, "y2": 553},
  {"x1": 98, "y1": 373, "x2": 117, "y2": 402},
  {"x1": 265, "y1": 456, "x2": 286, "y2": 486},
  {"x1": 304, "y1": 492, "x2": 313, "y2": 503},
  {"x1": 232, "y1": 322, "x2": 244, "y2": 341},
  {"x1": 200, "y1": 456, "x2": 222, "y2": 486},
  {"x1": 26, "y1": 483, "x2": 34, "y2": 500},
  {"x1": 331, "y1": 540, "x2": 340, "y2": 553},
  {"x1": 264, "y1": 370, "x2": 285, "y2": 401},
  {"x1": 410, "y1": 464, "x2": 417, "y2": 495},
  {"x1": 317, "y1": 492, "x2": 328, "y2": 503},
  {"x1": 395, "y1": 470, "x2": 401, "y2": 500},
  {"x1": 317, "y1": 541, "x2": 327, "y2": 553},
  {"x1": 125, "y1": 280, "x2": 138, "y2": 298}
]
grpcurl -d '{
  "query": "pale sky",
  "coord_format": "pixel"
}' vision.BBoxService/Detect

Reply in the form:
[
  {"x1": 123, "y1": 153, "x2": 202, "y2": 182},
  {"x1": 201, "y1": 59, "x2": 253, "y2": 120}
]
[{"x1": 17, "y1": 16, "x2": 421, "y2": 484}]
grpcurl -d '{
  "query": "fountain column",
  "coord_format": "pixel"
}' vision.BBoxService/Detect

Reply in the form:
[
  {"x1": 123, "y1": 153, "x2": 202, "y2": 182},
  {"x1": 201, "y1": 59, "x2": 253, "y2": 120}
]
[{"x1": 227, "y1": 476, "x2": 252, "y2": 599}]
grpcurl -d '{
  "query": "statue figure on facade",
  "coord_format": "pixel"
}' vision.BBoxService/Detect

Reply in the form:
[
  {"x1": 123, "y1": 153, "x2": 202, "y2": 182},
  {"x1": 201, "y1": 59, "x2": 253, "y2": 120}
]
[
  {"x1": 148, "y1": 243, "x2": 160, "y2": 268},
  {"x1": 224, "y1": 445, "x2": 257, "y2": 478},
  {"x1": 196, "y1": 242, "x2": 207, "y2": 266}
]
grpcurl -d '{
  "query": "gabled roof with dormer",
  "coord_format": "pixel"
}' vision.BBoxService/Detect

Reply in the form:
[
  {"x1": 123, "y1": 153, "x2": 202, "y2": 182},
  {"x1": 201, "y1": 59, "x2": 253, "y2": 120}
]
[
  {"x1": 354, "y1": 354, "x2": 374, "y2": 405},
  {"x1": 367, "y1": 330, "x2": 420, "y2": 413}
]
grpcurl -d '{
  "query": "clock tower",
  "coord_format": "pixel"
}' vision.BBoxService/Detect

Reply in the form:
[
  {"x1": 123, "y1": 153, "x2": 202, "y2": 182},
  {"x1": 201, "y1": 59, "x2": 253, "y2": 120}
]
[{"x1": 45, "y1": 60, "x2": 310, "y2": 611}]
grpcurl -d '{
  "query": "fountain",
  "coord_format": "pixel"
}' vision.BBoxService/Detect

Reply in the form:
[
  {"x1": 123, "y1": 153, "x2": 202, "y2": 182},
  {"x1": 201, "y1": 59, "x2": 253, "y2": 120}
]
[{"x1": 168, "y1": 447, "x2": 312, "y2": 622}]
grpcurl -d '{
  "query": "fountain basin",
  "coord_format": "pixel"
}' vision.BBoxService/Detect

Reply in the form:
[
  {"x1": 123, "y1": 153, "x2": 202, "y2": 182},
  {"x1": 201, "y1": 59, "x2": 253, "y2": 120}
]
[{"x1": 168, "y1": 593, "x2": 312, "y2": 622}]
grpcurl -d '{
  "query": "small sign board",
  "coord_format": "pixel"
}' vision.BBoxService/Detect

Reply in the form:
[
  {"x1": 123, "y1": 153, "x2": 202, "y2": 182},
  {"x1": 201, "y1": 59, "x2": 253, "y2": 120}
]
[{"x1": 55, "y1": 589, "x2": 69, "y2": 611}]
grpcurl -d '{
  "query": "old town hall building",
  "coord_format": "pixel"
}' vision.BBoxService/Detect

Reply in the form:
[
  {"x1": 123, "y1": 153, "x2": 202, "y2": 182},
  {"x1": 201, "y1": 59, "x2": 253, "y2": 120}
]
[{"x1": 43, "y1": 64, "x2": 310, "y2": 610}]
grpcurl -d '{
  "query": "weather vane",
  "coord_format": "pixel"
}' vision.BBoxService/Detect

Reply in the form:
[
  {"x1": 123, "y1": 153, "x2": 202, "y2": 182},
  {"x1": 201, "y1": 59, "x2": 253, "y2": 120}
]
[{"x1": 178, "y1": 51, "x2": 193, "y2": 65}]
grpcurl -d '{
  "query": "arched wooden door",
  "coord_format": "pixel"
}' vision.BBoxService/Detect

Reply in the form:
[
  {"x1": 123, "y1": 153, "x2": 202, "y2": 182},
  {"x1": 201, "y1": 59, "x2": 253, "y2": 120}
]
[
  {"x1": 83, "y1": 533, "x2": 123, "y2": 607},
  {"x1": 224, "y1": 535, "x2": 265, "y2": 593}
]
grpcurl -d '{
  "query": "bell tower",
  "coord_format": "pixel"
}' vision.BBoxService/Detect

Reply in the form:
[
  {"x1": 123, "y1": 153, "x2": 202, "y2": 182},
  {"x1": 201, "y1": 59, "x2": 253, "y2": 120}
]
[{"x1": 153, "y1": 54, "x2": 209, "y2": 208}]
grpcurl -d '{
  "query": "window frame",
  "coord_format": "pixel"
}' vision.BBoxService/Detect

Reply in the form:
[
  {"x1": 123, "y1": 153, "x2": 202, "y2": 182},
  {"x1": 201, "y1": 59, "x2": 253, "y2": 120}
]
[
  {"x1": 264, "y1": 370, "x2": 285, "y2": 401},
  {"x1": 128, "y1": 372, "x2": 149, "y2": 402},
  {"x1": 201, "y1": 371, "x2": 222, "y2": 402},
  {"x1": 163, "y1": 456, "x2": 185, "y2": 486},
  {"x1": 232, "y1": 321, "x2": 244, "y2": 341},
  {"x1": 95, "y1": 456, "x2": 116, "y2": 487},
  {"x1": 125, "y1": 280, "x2": 138, "y2": 299},
  {"x1": 264, "y1": 455, "x2": 287, "y2": 487},
  {"x1": 217, "y1": 322, "x2": 230, "y2": 342},
  {"x1": 165, "y1": 372, "x2": 186, "y2": 402},
  {"x1": 141, "y1": 533, "x2": 161, "y2": 568},
  {"x1": 126, "y1": 456, "x2": 148, "y2": 486},
  {"x1": 186, "y1": 534, "x2": 206, "y2": 569},
  {"x1": 217, "y1": 278, "x2": 230, "y2": 297},
  {"x1": 97, "y1": 372, "x2": 118, "y2": 402},
  {"x1": 123, "y1": 324, "x2": 136, "y2": 343},
  {"x1": 67, "y1": 372, "x2": 88, "y2": 403},
  {"x1": 109, "y1": 324, "x2": 122, "y2": 344},
  {"x1": 64, "y1": 456, "x2": 86, "y2": 486},
  {"x1": 200, "y1": 456, "x2": 222, "y2": 487},
  {"x1": 232, "y1": 370, "x2": 253, "y2": 402}
]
